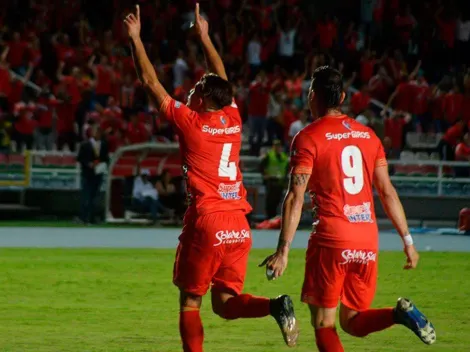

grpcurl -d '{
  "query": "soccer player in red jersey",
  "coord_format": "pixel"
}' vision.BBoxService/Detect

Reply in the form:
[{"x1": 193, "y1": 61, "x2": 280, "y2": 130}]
[
  {"x1": 124, "y1": 4, "x2": 299, "y2": 351},
  {"x1": 261, "y1": 66, "x2": 436, "y2": 351}
]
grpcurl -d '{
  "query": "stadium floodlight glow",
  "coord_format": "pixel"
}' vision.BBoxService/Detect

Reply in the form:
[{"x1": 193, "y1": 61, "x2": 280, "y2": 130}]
[{"x1": 105, "y1": 142, "x2": 180, "y2": 223}]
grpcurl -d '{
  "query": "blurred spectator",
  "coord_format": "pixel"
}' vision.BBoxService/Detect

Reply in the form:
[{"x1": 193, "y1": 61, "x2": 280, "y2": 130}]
[
  {"x1": 76, "y1": 125, "x2": 109, "y2": 224},
  {"x1": 438, "y1": 120, "x2": 466, "y2": 161},
  {"x1": 260, "y1": 140, "x2": 288, "y2": 219},
  {"x1": 455, "y1": 132, "x2": 470, "y2": 177},
  {"x1": 132, "y1": 168, "x2": 167, "y2": 224},
  {"x1": 266, "y1": 90, "x2": 283, "y2": 146},
  {"x1": 248, "y1": 72, "x2": 270, "y2": 155},
  {"x1": 13, "y1": 103, "x2": 37, "y2": 150},
  {"x1": 126, "y1": 112, "x2": 149, "y2": 145},
  {"x1": 350, "y1": 84, "x2": 371, "y2": 116},
  {"x1": 155, "y1": 169, "x2": 185, "y2": 222},
  {"x1": 0, "y1": 114, "x2": 11, "y2": 153},
  {"x1": 288, "y1": 109, "x2": 309, "y2": 144},
  {"x1": 384, "y1": 111, "x2": 412, "y2": 158}
]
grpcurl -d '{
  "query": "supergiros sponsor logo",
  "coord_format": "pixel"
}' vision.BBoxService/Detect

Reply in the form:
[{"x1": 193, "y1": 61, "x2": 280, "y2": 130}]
[
  {"x1": 202, "y1": 125, "x2": 241, "y2": 135},
  {"x1": 214, "y1": 229, "x2": 251, "y2": 246},
  {"x1": 325, "y1": 131, "x2": 371, "y2": 141}
]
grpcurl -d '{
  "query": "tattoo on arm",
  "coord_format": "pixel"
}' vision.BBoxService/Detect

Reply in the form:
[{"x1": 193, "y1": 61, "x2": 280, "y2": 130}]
[
  {"x1": 277, "y1": 239, "x2": 291, "y2": 251},
  {"x1": 291, "y1": 174, "x2": 309, "y2": 187}
]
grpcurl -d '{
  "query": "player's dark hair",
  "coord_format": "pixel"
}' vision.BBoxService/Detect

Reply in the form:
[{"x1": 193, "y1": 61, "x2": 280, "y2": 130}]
[
  {"x1": 311, "y1": 66, "x2": 343, "y2": 109},
  {"x1": 198, "y1": 73, "x2": 233, "y2": 110}
]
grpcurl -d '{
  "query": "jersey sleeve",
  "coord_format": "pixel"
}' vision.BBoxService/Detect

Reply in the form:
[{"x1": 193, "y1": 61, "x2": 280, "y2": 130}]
[
  {"x1": 290, "y1": 131, "x2": 315, "y2": 175},
  {"x1": 222, "y1": 99, "x2": 242, "y2": 124},
  {"x1": 375, "y1": 141, "x2": 388, "y2": 168},
  {"x1": 159, "y1": 96, "x2": 196, "y2": 132}
]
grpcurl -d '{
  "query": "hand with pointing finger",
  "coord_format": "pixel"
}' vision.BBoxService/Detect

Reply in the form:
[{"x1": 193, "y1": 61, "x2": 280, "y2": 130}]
[
  {"x1": 123, "y1": 5, "x2": 141, "y2": 40},
  {"x1": 194, "y1": 3, "x2": 209, "y2": 40}
]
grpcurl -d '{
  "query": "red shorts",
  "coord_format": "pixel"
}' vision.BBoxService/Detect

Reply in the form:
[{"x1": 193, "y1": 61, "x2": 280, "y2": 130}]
[
  {"x1": 173, "y1": 211, "x2": 252, "y2": 296},
  {"x1": 301, "y1": 245, "x2": 378, "y2": 312}
]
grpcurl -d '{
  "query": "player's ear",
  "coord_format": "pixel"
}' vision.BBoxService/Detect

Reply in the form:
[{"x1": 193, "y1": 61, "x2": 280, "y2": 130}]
[{"x1": 340, "y1": 91, "x2": 346, "y2": 105}]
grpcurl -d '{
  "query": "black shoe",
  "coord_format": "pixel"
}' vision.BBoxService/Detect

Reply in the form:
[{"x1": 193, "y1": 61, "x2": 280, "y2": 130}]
[{"x1": 270, "y1": 295, "x2": 299, "y2": 347}]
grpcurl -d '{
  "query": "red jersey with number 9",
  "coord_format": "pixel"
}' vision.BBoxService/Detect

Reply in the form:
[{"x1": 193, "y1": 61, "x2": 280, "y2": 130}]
[
  {"x1": 290, "y1": 115, "x2": 387, "y2": 250},
  {"x1": 160, "y1": 96, "x2": 252, "y2": 216}
]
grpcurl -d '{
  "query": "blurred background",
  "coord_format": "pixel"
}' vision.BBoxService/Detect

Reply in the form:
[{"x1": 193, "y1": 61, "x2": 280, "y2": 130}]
[{"x1": 0, "y1": 0, "x2": 468, "y2": 230}]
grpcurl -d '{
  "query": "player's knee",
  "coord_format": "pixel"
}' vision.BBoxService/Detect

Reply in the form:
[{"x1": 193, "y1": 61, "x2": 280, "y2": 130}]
[
  {"x1": 211, "y1": 292, "x2": 236, "y2": 320},
  {"x1": 180, "y1": 291, "x2": 202, "y2": 309},
  {"x1": 311, "y1": 315, "x2": 336, "y2": 329}
]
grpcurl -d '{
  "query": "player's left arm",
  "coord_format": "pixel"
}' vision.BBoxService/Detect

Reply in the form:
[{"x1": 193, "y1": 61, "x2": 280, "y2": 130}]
[
  {"x1": 194, "y1": 4, "x2": 228, "y2": 80},
  {"x1": 124, "y1": 5, "x2": 169, "y2": 109}
]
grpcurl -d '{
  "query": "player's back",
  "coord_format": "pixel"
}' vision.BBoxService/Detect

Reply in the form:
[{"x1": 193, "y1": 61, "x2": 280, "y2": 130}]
[
  {"x1": 297, "y1": 115, "x2": 385, "y2": 249},
  {"x1": 161, "y1": 98, "x2": 252, "y2": 216}
]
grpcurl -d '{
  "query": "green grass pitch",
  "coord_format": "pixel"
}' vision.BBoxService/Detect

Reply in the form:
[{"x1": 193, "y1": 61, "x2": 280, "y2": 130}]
[{"x1": 0, "y1": 249, "x2": 468, "y2": 352}]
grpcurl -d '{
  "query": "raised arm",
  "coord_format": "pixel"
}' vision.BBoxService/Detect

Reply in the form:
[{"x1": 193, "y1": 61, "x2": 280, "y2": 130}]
[
  {"x1": 194, "y1": 3, "x2": 227, "y2": 80},
  {"x1": 124, "y1": 5, "x2": 168, "y2": 109}
]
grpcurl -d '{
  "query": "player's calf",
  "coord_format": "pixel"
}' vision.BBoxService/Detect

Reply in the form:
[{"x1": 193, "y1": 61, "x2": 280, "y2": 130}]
[{"x1": 179, "y1": 291, "x2": 204, "y2": 352}]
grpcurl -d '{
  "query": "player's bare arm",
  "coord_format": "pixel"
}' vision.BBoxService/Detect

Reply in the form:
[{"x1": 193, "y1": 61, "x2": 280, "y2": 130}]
[
  {"x1": 124, "y1": 5, "x2": 168, "y2": 109},
  {"x1": 194, "y1": 3, "x2": 228, "y2": 80},
  {"x1": 374, "y1": 165, "x2": 419, "y2": 269},
  {"x1": 260, "y1": 173, "x2": 310, "y2": 279}
]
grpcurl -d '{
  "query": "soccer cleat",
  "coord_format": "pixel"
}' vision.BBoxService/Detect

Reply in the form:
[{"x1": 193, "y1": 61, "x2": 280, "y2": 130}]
[
  {"x1": 270, "y1": 295, "x2": 299, "y2": 347},
  {"x1": 394, "y1": 297, "x2": 436, "y2": 345}
]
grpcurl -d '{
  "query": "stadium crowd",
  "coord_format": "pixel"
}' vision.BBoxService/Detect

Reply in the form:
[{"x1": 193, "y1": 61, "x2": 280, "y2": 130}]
[{"x1": 0, "y1": 0, "x2": 469, "y2": 162}]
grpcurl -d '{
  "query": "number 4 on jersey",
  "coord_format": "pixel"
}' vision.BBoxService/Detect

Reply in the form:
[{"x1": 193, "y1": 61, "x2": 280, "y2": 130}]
[
  {"x1": 341, "y1": 145, "x2": 364, "y2": 195},
  {"x1": 218, "y1": 143, "x2": 237, "y2": 181}
]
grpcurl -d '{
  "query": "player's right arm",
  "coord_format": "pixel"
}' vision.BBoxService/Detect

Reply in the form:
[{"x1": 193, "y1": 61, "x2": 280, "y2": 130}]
[
  {"x1": 373, "y1": 151, "x2": 419, "y2": 269},
  {"x1": 259, "y1": 132, "x2": 312, "y2": 279},
  {"x1": 194, "y1": 3, "x2": 228, "y2": 80},
  {"x1": 124, "y1": 5, "x2": 169, "y2": 109}
]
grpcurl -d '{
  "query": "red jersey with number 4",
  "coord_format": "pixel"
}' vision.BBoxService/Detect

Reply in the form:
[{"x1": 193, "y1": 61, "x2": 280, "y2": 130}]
[
  {"x1": 290, "y1": 115, "x2": 387, "y2": 250},
  {"x1": 160, "y1": 96, "x2": 252, "y2": 216}
]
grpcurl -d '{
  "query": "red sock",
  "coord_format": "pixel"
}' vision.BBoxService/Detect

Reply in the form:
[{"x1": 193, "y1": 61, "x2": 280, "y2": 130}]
[
  {"x1": 179, "y1": 310, "x2": 204, "y2": 352},
  {"x1": 221, "y1": 294, "x2": 271, "y2": 320},
  {"x1": 347, "y1": 308, "x2": 395, "y2": 337},
  {"x1": 315, "y1": 327, "x2": 344, "y2": 352}
]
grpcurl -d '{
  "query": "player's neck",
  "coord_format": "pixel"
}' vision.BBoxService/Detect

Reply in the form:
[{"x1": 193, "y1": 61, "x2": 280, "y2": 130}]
[{"x1": 322, "y1": 109, "x2": 343, "y2": 118}]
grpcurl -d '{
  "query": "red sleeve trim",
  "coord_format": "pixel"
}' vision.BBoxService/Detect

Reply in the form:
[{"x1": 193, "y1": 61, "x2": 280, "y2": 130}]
[
  {"x1": 375, "y1": 158, "x2": 388, "y2": 168},
  {"x1": 291, "y1": 166, "x2": 312, "y2": 175}
]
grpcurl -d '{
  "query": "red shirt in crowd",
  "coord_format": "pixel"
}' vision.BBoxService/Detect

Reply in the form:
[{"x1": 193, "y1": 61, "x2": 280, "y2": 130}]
[
  {"x1": 360, "y1": 59, "x2": 376, "y2": 83},
  {"x1": 36, "y1": 97, "x2": 57, "y2": 129},
  {"x1": 409, "y1": 83, "x2": 430, "y2": 115},
  {"x1": 248, "y1": 81, "x2": 270, "y2": 117},
  {"x1": 462, "y1": 95, "x2": 470, "y2": 123},
  {"x1": 455, "y1": 142, "x2": 470, "y2": 161},
  {"x1": 95, "y1": 65, "x2": 113, "y2": 96},
  {"x1": 350, "y1": 91, "x2": 371, "y2": 115},
  {"x1": 384, "y1": 117, "x2": 407, "y2": 149},
  {"x1": 316, "y1": 21, "x2": 337, "y2": 50},
  {"x1": 443, "y1": 92, "x2": 463, "y2": 124},
  {"x1": 442, "y1": 123, "x2": 464, "y2": 147},
  {"x1": 56, "y1": 103, "x2": 76, "y2": 134},
  {"x1": 393, "y1": 82, "x2": 413, "y2": 112},
  {"x1": 15, "y1": 112, "x2": 37, "y2": 135},
  {"x1": 8, "y1": 80, "x2": 24, "y2": 107},
  {"x1": 0, "y1": 67, "x2": 11, "y2": 96},
  {"x1": 394, "y1": 15, "x2": 416, "y2": 43},
  {"x1": 60, "y1": 76, "x2": 81, "y2": 105},
  {"x1": 436, "y1": 17, "x2": 456, "y2": 48},
  {"x1": 126, "y1": 122, "x2": 149, "y2": 144},
  {"x1": 7, "y1": 40, "x2": 27, "y2": 67}
]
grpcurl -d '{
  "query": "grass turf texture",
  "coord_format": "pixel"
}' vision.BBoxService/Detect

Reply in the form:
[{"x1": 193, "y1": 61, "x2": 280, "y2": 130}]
[{"x1": 0, "y1": 249, "x2": 468, "y2": 352}]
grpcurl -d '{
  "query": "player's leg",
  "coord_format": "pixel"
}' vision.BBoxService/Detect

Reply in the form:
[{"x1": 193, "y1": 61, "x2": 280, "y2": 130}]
[
  {"x1": 210, "y1": 213, "x2": 298, "y2": 346},
  {"x1": 301, "y1": 246, "x2": 346, "y2": 351},
  {"x1": 173, "y1": 214, "x2": 225, "y2": 352},
  {"x1": 340, "y1": 254, "x2": 436, "y2": 345},
  {"x1": 179, "y1": 290, "x2": 204, "y2": 352},
  {"x1": 308, "y1": 305, "x2": 344, "y2": 352}
]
